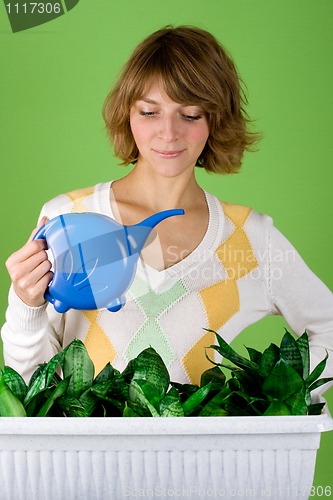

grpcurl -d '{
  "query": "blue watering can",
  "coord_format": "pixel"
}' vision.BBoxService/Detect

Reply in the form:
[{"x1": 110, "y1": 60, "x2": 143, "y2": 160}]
[{"x1": 33, "y1": 209, "x2": 184, "y2": 313}]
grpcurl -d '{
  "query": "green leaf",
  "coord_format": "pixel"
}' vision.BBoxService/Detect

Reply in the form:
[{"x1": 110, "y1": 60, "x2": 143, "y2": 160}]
[
  {"x1": 199, "y1": 387, "x2": 230, "y2": 416},
  {"x1": 285, "y1": 388, "x2": 308, "y2": 415},
  {"x1": 205, "y1": 330, "x2": 259, "y2": 372},
  {"x1": 262, "y1": 359, "x2": 304, "y2": 401},
  {"x1": 263, "y1": 401, "x2": 292, "y2": 416},
  {"x1": 24, "y1": 350, "x2": 66, "y2": 407},
  {"x1": 91, "y1": 380, "x2": 126, "y2": 412},
  {"x1": 3, "y1": 367, "x2": 27, "y2": 403},
  {"x1": 57, "y1": 395, "x2": 88, "y2": 417},
  {"x1": 36, "y1": 377, "x2": 70, "y2": 417},
  {"x1": 200, "y1": 366, "x2": 226, "y2": 388},
  {"x1": 296, "y1": 332, "x2": 310, "y2": 380},
  {"x1": 0, "y1": 371, "x2": 27, "y2": 417},
  {"x1": 245, "y1": 346, "x2": 263, "y2": 365},
  {"x1": 308, "y1": 377, "x2": 333, "y2": 393},
  {"x1": 182, "y1": 383, "x2": 212, "y2": 416},
  {"x1": 280, "y1": 330, "x2": 303, "y2": 377},
  {"x1": 306, "y1": 353, "x2": 328, "y2": 387},
  {"x1": 94, "y1": 362, "x2": 115, "y2": 384},
  {"x1": 308, "y1": 402, "x2": 326, "y2": 415},
  {"x1": 63, "y1": 340, "x2": 95, "y2": 399},
  {"x1": 258, "y1": 343, "x2": 280, "y2": 377},
  {"x1": 160, "y1": 388, "x2": 184, "y2": 417},
  {"x1": 44, "y1": 349, "x2": 66, "y2": 386},
  {"x1": 131, "y1": 348, "x2": 170, "y2": 398},
  {"x1": 128, "y1": 379, "x2": 160, "y2": 416},
  {"x1": 123, "y1": 402, "x2": 142, "y2": 417},
  {"x1": 24, "y1": 364, "x2": 49, "y2": 406}
]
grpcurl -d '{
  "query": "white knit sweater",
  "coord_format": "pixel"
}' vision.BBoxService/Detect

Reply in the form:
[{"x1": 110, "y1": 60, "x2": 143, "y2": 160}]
[{"x1": 2, "y1": 181, "x2": 333, "y2": 392}]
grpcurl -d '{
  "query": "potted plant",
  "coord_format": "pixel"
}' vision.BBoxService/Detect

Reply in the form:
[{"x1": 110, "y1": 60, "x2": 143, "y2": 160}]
[{"x1": 0, "y1": 329, "x2": 332, "y2": 499}]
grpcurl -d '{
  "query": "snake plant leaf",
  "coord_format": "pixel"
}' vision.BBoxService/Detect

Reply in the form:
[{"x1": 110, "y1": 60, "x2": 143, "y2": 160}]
[
  {"x1": 222, "y1": 392, "x2": 258, "y2": 416},
  {"x1": 57, "y1": 395, "x2": 89, "y2": 417},
  {"x1": 263, "y1": 401, "x2": 292, "y2": 416},
  {"x1": 200, "y1": 366, "x2": 226, "y2": 388},
  {"x1": 231, "y1": 369, "x2": 262, "y2": 396},
  {"x1": 182, "y1": 382, "x2": 212, "y2": 416},
  {"x1": 227, "y1": 375, "x2": 242, "y2": 392},
  {"x1": 0, "y1": 371, "x2": 27, "y2": 417},
  {"x1": 123, "y1": 402, "x2": 142, "y2": 417},
  {"x1": 131, "y1": 348, "x2": 170, "y2": 398},
  {"x1": 25, "y1": 349, "x2": 67, "y2": 408},
  {"x1": 262, "y1": 359, "x2": 304, "y2": 401},
  {"x1": 24, "y1": 364, "x2": 49, "y2": 407},
  {"x1": 24, "y1": 351, "x2": 65, "y2": 407},
  {"x1": 245, "y1": 346, "x2": 263, "y2": 365},
  {"x1": 3, "y1": 367, "x2": 27, "y2": 403},
  {"x1": 36, "y1": 377, "x2": 70, "y2": 417},
  {"x1": 129, "y1": 379, "x2": 161, "y2": 416},
  {"x1": 63, "y1": 339, "x2": 95, "y2": 399},
  {"x1": 45, "y1": 349, "x2": 66, "y2": 386},
  {"x1": 280, "y1": 330, "x2": 303, "y2": 377},
  {"x1": 199, "y1": 386, "x2": 230, "y2": 416},
  {"x1": 205, "y1": 329, "x2": 259, "y2": 372},
  {"x1": 308, "y1": 377, "x2": 333, "y2": 393},
  {"x1": 94, "y1": 362, "x2": 115, "y2": 384},
  {"x1": 296, "y1": 332, "x2": 310, "y2": 379},
  {"x1": 91, "y1": 380, "x2": 126, "y2": 412},
  {"x1": 258, "y1": 343, "x2": 281, "y2": 377},
  {"x1": 78, "y1": 388, "x2": 99, "y2": 416},
  {"x1": 308, "y1": 402, "x2": 326, "y2": 415},
  {"x1": 285, "y1": 387, "x2": 308, "y2": 415},
  {"x1": 160, "y1": 387, "x2": 184, "y2": 417},
  {"x1": 306, "y1": 352, "x2": 328, "y2": 387}
]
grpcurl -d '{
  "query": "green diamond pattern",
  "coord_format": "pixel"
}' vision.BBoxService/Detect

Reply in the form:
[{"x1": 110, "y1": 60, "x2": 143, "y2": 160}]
[{"x1": 125, "y1": 276, "x2": 188, "y2": 366}]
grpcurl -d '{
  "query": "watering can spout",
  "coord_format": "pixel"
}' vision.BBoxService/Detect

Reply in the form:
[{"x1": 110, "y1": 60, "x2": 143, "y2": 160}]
[
  {"x1": 126, "y1": 209, "x2": 185, "y2": 255},
  {"x1": 139, "y1": 209, "x2": 185, "y2": 229}
]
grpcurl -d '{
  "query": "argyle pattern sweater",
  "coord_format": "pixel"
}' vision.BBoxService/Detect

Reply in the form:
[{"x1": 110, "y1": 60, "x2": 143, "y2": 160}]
[{"x1": 2, "y1": 182, "x2": 333, "y2": 390}]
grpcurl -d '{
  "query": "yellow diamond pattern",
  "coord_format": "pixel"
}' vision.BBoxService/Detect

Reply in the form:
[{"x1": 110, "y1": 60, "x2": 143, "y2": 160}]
[
  {"x1": 183, "y1": 202, "x2": 258, "y2": 385},
  {"x1": 66, "y1": 186, "x2": 95, "y2": 213},
  {"x1": 83, "y1": 311, "x2": 117, "y2": 376}
]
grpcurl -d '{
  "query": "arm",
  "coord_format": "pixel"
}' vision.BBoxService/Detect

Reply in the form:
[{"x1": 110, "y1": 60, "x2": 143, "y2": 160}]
[
  {"x1": 1, "y1": 216, "x2": 63, "y2": 383},
  {"x1": 267, "y1": 219, "x2": 333, "y2": 394},
  {"x1": 1, "y1": 286, "x2": 63, "y2": 383}
]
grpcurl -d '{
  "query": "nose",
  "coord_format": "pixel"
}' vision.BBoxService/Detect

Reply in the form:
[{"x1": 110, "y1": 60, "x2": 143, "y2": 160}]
[{"x1": 158, "y1": 115, "x2": 179, "y2": 142}]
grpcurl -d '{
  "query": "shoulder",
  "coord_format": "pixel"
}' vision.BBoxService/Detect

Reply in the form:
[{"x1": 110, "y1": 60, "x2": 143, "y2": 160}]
[
  {"x1": 206, "y1": 194, "x2": 274, "y2": 260},
  {"x1": 38, "y1": 182, "x2": 112, "y2": 219},
  {"x1": 208, "y1": 192, "x2": 273, "y2": 230}
]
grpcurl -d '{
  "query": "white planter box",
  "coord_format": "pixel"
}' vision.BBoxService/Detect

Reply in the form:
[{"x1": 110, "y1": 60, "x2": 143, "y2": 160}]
[{"x1": 0, "y1": 412, "x2": 332, "y2": 500}]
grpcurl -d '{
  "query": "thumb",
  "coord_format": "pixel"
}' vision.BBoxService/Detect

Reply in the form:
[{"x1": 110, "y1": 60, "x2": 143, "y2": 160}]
[{"x1": 28, "y1": 216, "x2": 49, "y2": 242}]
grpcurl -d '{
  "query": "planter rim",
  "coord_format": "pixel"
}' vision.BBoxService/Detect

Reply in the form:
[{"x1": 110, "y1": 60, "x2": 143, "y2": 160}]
[{"x1": 1, "y1": 411, "x2": 332, "y2": 436}]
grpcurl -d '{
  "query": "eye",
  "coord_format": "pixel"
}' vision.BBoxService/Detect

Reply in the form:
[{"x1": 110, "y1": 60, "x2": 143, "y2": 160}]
[
  {"x1": 183, "y1": 114, "x2": 203, "y2": 122},
  {"x1": 139, "y1": 111, "x2": 157, "y2": 117}
]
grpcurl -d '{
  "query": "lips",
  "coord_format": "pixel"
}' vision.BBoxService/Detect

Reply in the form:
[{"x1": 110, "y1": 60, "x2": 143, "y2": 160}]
[{"x1": 153, "y1": 149, "x2": 185, "y2": 158}]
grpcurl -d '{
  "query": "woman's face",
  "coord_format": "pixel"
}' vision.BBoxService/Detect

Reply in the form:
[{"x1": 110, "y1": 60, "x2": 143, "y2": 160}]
[{"x1": 130, "y1": 83, "x2": 209, "y2": 178}]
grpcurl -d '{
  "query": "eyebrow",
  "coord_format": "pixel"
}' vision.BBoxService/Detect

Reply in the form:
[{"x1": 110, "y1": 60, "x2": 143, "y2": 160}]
[
  {"x1": 139, "y1": 97, "x2": 159, "y2": 104},
  {"x1": 139, "y1": 97, "x2": 200, "y2": 108}
]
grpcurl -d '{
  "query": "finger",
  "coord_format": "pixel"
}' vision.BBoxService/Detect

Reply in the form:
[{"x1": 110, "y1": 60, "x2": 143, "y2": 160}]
[
  {"x1": 6, "y1": 244, "x2": 48, "y2": 281},
  {"x1": 13, "y1": 259, "x2": 53, "y2": 296},
  {"x1": 28, "y1": 216, "x2": 49, "y2": 243}
]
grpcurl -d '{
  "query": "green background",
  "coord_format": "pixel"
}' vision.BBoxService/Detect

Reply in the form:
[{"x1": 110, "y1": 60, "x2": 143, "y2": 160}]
[{"x1": 0, "y1": 0, "x2": 332, "y2": 494}]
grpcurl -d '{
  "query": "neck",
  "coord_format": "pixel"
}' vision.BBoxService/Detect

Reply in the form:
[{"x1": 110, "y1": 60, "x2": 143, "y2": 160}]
[{"x1": 113, "y1": 165, "x2": 205, "y2": 212}]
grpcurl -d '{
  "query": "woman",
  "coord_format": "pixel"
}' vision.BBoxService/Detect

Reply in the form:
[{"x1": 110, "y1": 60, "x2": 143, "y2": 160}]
[{"x1": 2, "y1": 26, "x2": 333, "y2": 391}]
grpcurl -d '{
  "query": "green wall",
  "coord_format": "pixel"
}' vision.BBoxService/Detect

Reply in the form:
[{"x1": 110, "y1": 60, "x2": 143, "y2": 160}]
[{"x1": 0, "y1": 0, "x2": 332, "y2": 495}]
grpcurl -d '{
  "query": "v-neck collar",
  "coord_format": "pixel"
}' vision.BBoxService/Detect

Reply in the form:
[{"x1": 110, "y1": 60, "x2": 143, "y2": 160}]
[{"x1": 96, "y1": 180, "x2": 224, "y2": 284}]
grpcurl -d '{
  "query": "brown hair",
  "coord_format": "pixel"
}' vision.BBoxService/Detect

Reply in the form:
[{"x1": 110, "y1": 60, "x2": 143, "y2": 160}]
[{"x1": 102, "y1": 25, "x2": 259, "y2": 174}]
